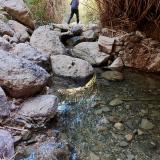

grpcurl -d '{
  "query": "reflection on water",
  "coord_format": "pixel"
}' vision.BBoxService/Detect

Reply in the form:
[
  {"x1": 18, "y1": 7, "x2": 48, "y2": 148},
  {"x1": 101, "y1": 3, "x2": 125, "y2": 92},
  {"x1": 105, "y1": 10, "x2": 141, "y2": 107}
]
[{"x1": 56, "y1": 69, "x2": 160, "y2": 160}]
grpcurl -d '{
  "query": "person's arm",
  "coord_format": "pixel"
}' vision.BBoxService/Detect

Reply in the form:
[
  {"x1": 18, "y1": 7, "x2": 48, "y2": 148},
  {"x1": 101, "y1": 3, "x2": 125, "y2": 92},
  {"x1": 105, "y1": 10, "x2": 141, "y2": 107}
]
[{"x1": 70, "y1": 0, "x2": 73, "y2": 5}]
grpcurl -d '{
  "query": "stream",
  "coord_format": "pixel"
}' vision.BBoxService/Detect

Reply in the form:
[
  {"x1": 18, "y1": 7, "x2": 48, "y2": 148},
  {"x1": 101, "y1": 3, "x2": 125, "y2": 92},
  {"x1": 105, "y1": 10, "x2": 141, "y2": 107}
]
[{"x1": 53, "y1": 68, "x2": 160, "y2": 160}]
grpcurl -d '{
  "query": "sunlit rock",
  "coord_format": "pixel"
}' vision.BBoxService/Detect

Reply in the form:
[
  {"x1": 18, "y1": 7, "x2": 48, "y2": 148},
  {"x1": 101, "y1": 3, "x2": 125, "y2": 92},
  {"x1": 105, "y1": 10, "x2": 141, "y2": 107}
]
[
  {"x1": 51, "y1": 55, "x2": 94, "y2": 80},
  {"x1": 73, "y1": 42, "x2": 110, "y2": 66}
]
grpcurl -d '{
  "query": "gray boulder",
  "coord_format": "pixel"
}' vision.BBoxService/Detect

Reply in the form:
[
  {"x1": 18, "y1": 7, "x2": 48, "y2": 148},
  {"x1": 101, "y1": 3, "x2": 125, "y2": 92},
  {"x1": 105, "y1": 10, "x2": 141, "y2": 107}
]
[
  {"x1": 0, "y1": 37, "x2": 12, "y2": 51},
  {"x1": 0, "y1": 129, "x2": 14, "y2": 159},
  {"x1": 51, "y1": 55, "x2": 94, "y2": 80},
  {"x1": 8, "y1": 20, "x2": 30, "y2": 42},
  {"x1": 98, "y1": 36, "x2": 115, "y2": 54},
  {"x1": 12, "y1": 43, "x2": 50, "y2": 70},
  {"x1": 0, "y1": 19, "x2": 14, "y2": 36},
  {"x1": 72, "y1": 42, "x2": 110, "y2": 66},
  {"x1": 0, "y1": 87, "x2": 10, "y2": 118},
  {"x1": 82, "y1": 29, "x2": 97, "y2": 41},
  {"x1": 30, "y1": 26, "x2": 66, "y2": 55},
  {"x1": 0, "y1": 50, "x2": 50, "y2": 98},
  {"x1": 18, "y1": 95, "x2": 58, "y2": 124}
]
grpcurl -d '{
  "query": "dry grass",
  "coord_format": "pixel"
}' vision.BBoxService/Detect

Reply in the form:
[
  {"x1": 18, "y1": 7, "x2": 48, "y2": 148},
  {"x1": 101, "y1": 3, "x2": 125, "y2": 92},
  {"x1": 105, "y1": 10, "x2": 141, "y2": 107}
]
[
  {"x1": 26, "y1": 0, "x2": 65, "y2": 24},
  {"x1": 95, "y1": 0, "x2": 160, "y2": 39}
]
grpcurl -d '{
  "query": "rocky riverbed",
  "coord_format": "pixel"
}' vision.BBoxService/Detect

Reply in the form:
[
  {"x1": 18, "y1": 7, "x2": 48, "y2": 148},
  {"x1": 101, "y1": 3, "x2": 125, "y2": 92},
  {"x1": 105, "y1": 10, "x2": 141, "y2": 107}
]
[{"x1": 0, "y1": 0, "x2": 159, "y2": 160}]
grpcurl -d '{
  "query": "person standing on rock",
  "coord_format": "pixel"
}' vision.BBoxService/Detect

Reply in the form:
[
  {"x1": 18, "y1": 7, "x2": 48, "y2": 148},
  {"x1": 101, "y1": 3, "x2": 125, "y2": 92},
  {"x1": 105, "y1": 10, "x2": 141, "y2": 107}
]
[{"x1": 68, "y1": 0, "x2": 79, "y2": 24}]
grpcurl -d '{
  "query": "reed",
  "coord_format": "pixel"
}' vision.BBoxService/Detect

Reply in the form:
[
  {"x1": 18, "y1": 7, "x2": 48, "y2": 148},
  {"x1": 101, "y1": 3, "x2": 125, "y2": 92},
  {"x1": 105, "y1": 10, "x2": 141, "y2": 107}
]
[{"x1": 95, "y1": 0, "x2": 160, "y2": 36}]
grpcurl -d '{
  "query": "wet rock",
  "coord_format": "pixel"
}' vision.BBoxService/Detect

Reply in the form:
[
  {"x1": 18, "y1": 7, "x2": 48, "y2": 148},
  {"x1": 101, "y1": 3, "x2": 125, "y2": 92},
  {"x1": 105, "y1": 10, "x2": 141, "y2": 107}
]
[
  {"x1": 66, "y1": 36, "x2": 85, "y2": 46},
  {"x1": 125, "y1": 133, "x2": 134, "y2": 142},
  {"x1": 114, "y1": 122, "x2": 124, "y2": 130},
  {"x1": 57, "y1": 102, "x2": 71, "y2": 114},
  {"x1": 95, "y1": 107, "x2": 111, "y2": 115},
  {"x1": 140, "y1": 119, "x2": 154, "y2": 130},
  {"x1": 0, "y1": 37, "x2": 12, "y2": 51},
  {"x1": 119, "y1": 141, "x2": 128, "y2": 147},
  {"x1": 17, "y1": 138, "x2": 70, "y2": 160},
  {"x1": 127, "y1": 154, "x2": 135, "y2": 160},
  {"x1": 109, "y1": 98, "x2": 123, "y2": 106},
  {"x1": 101, "y1": 71, "x2": 124, "y2": 81},
  {"x1": 73, "y1": 42, "x2": 110, "y2": 66},
  {"x1": 71, "y1": 24, "x2": 83, "y2": 36},
  {"x1": 98, "y1": 36, "x2": 115, "y2": 53},
  {"x1": 137, "y1": 129, "x2": 144, "y2": 135},
  {"x1": 8, "y1": 20, "x2": 30, "y2": 42},
  {"x1": 0, "y1": 50, "x2": 50, "y2": 98},
  {"x1": 18, "y1": 95, "x2": 58, "y2": 125},
  {"x1": 90, "y1": 152, "x2": 100, "y2": 160},
  {"x1": 12, "y1": 43, "x2": 50, "y2": 70},
  {"x1": 0, "y1": 129, "x2": 14, "y2": 159},
  {"x1": 0, "y1": 87, "x2": 10, "y2": 118},
  {"x1": 51, "y1": 55, "x2": 94, "y2": 80},
  {"x1": 82, "y1": 29, "x2": 97, "y2": 41},
  {"x1": 108, "y1": 57, "x2": 124, "y2": 70},
  {"x1": 0, "y1": 19, "x2": 14, "y2": 36},
  {"x1": 1, "y1": 0, "x2": 35, "y2": 29},
  {"x1": 30, "y1": 26, "x2": 66, "y2": 55}
]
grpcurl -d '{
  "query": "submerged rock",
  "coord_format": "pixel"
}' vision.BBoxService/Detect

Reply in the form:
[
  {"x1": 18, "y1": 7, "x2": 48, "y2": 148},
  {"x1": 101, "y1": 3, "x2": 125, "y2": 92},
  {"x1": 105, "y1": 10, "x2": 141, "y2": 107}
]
[
  {"x1": 109, "y1": 98, "x2": 123, "y2": 106},
  {"x1": 140, "y1": 119, "x2": 154, "y2": 130},
  {"x1": 0, "y1": 50, "x2": 50, "y2": 98},
  {"x1": 72, "y1": 42, "x2": 110, "y2": 66},
  {"x1": 101, "y1": 71, "x2": 124, "y2": 81},
  {"x1": 12, "y1": 43, "x2": 50, "y2": 70},
  {"x1": 30, "y1": 26, "x2": 66, "y2": 55},
  {"x1": 0, "y1": 129, "x2": 14, "y2": 159},
  {"x1": 51, "y1": 55, "x2": 94, "y2": 80},
  {"x1": 18, "y1": 95, "x2": 58, "y2": 125}
]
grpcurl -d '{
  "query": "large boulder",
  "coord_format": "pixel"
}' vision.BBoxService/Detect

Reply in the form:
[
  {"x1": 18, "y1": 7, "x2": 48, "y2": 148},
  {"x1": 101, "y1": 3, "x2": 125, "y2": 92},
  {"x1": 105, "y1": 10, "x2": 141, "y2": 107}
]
[
  {"x1": 0, "y1": 0, "x2": 35, "y2": 29},
  {"x1": 0, "y1": 50, "x2": 50, "y2": 98},
  {"x1": 51, "y1": 55, "x2": 94, "y2": 80},
  {"x1": 18, "y1": 95, "x2": 58, "y2": 125},
  {"x1": 16, "y1": 138, "x2": 70, "y2": 160},
  {"x1": 8, "y1": 20, "x2": 30, "y2": 42},
  {"x1": 0, "y1": 129, "x2": 14, "y2": 159},
  {"x1": 98, "y1": 36, "x2": 115, "y2": 54},
  {"x1": 0, "y1": 37, "x2": 12, "y2": 51},
  {"x1": 30, "y1": 26, "x2": 66, "y2": 56},
  {"x1": 0, "y1": 19, "x2": 14, "y2": 36},
  {"x1": 0, "y1": 87, "x2": 10, "y2": 118},
  {"x1": 72, "y1": 42, "x2": 110, "y2": 66},
  {"x1": 12, "y1": 43, "x2": 50, "y2": 70}
]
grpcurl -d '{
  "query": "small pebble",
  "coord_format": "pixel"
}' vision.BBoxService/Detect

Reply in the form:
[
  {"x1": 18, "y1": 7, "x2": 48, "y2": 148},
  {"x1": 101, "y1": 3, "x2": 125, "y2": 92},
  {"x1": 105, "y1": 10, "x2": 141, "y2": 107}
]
[{"x1": 114, "y1": 122, "x2": 124, "y2": 130}]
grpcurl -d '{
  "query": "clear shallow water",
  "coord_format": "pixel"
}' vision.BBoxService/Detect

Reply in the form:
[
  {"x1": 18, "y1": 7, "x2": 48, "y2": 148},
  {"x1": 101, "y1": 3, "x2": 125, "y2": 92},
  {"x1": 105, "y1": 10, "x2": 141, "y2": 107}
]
[{"x1": 54, "y1": 69, "x2": 160, "y2": 160}]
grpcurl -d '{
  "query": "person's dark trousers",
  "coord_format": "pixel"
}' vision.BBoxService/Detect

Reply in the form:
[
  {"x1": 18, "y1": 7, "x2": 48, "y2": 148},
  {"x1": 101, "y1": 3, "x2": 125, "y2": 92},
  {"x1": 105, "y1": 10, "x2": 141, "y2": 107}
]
[{"x1": 67, "y1": 8, "x2": 79, "y2": 24}]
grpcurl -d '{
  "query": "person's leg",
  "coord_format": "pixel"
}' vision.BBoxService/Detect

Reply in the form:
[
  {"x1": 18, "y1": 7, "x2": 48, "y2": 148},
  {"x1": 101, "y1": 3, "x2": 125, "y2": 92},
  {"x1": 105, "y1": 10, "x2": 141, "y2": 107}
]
[
  {"x1": 75, "y1": 9, "x2": 79, "y2": 24},
  {"x1": 67, "y1": 9, "x2": 74, "y2": 24}
]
